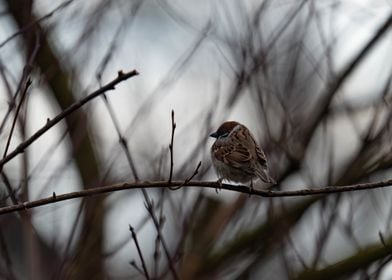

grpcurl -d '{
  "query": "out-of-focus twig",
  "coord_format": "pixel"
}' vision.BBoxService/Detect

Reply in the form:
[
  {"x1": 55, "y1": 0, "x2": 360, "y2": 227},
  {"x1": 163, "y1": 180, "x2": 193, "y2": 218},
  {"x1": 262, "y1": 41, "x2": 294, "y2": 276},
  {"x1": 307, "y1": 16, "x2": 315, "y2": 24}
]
[
  {"x1": 129, "y1": 225, "x2": 150, "y2": 280},
  {"x1": 305, "y1": 11, "x2": 392, "y2": 146},
  {"x1": 295, "y1": 233, "x2": 392, "y2": 280},
  {"x1": 2, "y1": 79, "x2": 31, "y2": 159},
  {"x1": 144, "y1": 202, "x2": 179, "y2": 280},
  {"x1": 0, "y1": 0, "x2": 74, "y2": 49},
  {"x1": 0, "y1": 230, "x2": 16, "y2": 280},
  {"x1": 168, "y1": 110, "x2": 176, "y2": 183},
  {"x1": 100, "y1": 80, "x2": 178, "y2": 279}
]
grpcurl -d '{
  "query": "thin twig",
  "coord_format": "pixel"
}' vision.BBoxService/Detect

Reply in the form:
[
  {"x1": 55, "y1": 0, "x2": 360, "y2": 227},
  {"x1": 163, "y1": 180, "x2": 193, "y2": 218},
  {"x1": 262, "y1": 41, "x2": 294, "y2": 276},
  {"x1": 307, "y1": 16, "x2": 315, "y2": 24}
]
[
  {"x1": 54, "y1": 200, "x2": 85, "y2": 278},
  {"x1": 0, "y1": 0, "x2": 74, "y2": 49},
  {"x1": 153, "y1": 232, "x2": 161, "y2": 278},
  {"x1": 0, "y1": 70, "x2": 139, "y2": 173},
  {"x1": 100, "y1": 94, "x2": 139, "y2": 180},
  {"x1": 154, "y1": 188, "x2": 166, "y2": 278},
  {"x1": 170, "y1": 161, "x2": 202, "y2": 190},
  {"x1": 1, "y1": 172, "x2": 19, "y2": 205},
  {"x1": 182, "y1": 161, "x2": 202, "y2": 184},
  {"x1": 100, "y1": 80, "x2": 178, "y2": 279},
  {"x1": 378, "y1": 231, "x2": 392, "y2": 254},
  {"x1": 2, "y1": 79, "x2": 32, "y2": 158},
  {"x1": 0, "y1": 230, "x2": 16, "y2": 280},
  {"x1": 129, "y1": 260, "x2": 145, "y2": 277},
  {"x1": 0, "y1": 29, "x2": 40, "y2": 137},
  {"x1": 2, "y1": 178, "x2": 392, "y2": 216},
  {"x1": 144, "y1": 202, "x2": 179, "y2": 280},
  {"x1": 304, "y1": 11, "x2": 392, "y2": 145},
  {"x1": 168, "y1": 110, "x2": 176, "y2": 183},
  {"x1": 129, "y1": 225, "x2": 150, "y2": 280}
]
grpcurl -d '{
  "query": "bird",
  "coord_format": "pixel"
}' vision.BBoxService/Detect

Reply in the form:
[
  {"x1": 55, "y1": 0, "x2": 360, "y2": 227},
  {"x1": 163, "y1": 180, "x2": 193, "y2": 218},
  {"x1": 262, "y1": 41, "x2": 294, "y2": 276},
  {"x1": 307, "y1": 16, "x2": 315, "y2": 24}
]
[{"x1": 210, "y1": 121, "x2": 276, "y2": 190}]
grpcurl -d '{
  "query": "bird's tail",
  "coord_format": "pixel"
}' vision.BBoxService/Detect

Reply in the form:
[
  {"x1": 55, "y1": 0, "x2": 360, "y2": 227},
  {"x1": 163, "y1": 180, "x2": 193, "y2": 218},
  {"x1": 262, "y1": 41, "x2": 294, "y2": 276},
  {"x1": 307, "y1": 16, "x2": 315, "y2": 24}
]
[{"x1": 256, "y1": 168, "x2": 277, "y2": 185}]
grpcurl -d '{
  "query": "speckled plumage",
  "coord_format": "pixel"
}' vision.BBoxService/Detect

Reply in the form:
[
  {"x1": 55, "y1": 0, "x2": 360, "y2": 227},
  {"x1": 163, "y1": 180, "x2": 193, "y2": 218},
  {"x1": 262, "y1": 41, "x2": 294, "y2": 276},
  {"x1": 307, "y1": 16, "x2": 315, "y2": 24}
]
[{"x1": 210, "y1": 121, "x2": 276, "y2": 185}]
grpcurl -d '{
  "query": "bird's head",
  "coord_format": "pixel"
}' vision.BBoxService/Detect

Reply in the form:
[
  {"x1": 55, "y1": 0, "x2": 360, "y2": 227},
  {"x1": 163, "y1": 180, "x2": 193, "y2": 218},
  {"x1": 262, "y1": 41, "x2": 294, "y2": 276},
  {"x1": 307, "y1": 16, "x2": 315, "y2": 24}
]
[{"x1": 210, "y1": 121, "x2": 240, "y2": 139}]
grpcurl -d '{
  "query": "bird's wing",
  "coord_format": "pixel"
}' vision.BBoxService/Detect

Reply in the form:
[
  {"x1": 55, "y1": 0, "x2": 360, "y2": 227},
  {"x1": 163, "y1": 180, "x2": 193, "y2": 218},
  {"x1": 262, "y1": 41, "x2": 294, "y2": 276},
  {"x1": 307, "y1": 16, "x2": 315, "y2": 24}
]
[
  {"x1": 252, "y1": 141, "x2": 276, "y2": 183},
  {"x1": 255, "y1": 144, "x2": 268, "y2": 168},
  {"x1": 212, "y1": 142, "x2": 253, "y2": 169}
]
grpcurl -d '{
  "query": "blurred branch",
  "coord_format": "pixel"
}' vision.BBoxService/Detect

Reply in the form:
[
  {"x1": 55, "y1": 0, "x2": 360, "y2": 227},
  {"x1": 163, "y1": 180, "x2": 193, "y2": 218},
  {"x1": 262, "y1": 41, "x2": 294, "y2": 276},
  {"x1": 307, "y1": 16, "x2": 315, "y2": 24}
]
[
  {"x1": 0, "y1": 0, "x2": 74, "y2": 49},
  {"x1": 0, "y1": 230, "x2": 16, "y2": 280},
  {"x1": 168, "y1": 110, "x2": 176, "y2": 183},
  {"x1": 145, "y1": 201, "x2": 179, "y2": 280},
  {"x1": 295, "y1": 234, "x2": 392, "y2": 280},
  {"x1": 100, "y1": 87, "x2": 140, "y2": 180},
  {"x1": 304, "y1": 11, "x2": 392, "y2": 146},
  {"x1": 1, "y1": 178, "x2": 392, "y2": 215},
  {"x1": 277, "y1": 11, "x2": 392, "y2": 181},
  {"x1": 0, "y1": 69, "x2": 139, "y2": 172},
  {"x1": 129, "y1": 225, "x2": 150, "y2": 280},
  {"x1": 0, "y1": 30, "x2": 40, "y2": 136},
  {"x1": 3, "y1": 1, "x2": 116, "y2": 276},
  {"x1": 242, "y1": 15, "x2": 392, "y2": 275},
  {"x1": 200, "y1": 197, "x2": 311, "y2": 275},
  {"x1": 179, "y1": 194, "x2": 248, "y2": 279},
  {"x1": 100, "y1": 78, "x2": 179, "y2": 278},
  {"x1": 2, "y1": 78, "x2": 31, "y2": 159}
]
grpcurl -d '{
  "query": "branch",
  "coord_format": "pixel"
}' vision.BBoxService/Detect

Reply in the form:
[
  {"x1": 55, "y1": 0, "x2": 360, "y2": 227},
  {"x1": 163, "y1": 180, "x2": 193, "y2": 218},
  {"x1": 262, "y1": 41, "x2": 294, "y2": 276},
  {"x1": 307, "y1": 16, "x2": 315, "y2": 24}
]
[
  {"x1": 99, "y1": 95, "x2": 178, "y2": 279},
  {"x1": 1, "y1": 178, "x2": 392, "y2": 216},
  {"x1": 0, "y1": 0, "x2": 74, "y2": 49},
  {"x1": 0, "y1": 70, "x2": 139, "y2": 172},
  {"x1": 305, "y1": 11, "x2": 392, "y2": 145},
  {"x1": 129, "y1": 225, "x2": 150, "y2": 280},
  {"x1": 168, "y1": 109, "x2": 176, "y2": 183},
  {"x1": 170, "y1": 161, "x2": 202, "y2": 190},
  {"x1": 295, "y1": 234, "x2": 392, "y2": 280},
  {"x1": 2, "y1": 78, "x2": 32, "y2": 158},
  {"x1": 145, "y1": 201, "x2": 179, "y2": 280}
]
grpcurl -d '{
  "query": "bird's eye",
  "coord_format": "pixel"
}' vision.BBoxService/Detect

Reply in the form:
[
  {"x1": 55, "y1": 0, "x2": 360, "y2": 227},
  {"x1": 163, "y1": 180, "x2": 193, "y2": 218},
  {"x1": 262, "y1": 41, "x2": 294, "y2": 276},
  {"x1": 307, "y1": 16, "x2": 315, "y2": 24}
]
[{"x1": 219, "y1": 132, "x2": 229, "y2": 138}]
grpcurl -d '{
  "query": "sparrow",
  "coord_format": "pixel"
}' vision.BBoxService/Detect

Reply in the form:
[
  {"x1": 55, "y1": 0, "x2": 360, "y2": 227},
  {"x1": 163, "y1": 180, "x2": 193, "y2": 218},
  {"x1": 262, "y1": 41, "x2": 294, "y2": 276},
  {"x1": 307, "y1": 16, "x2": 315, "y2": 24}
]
[{"x1": 210, "y1": 121, "x2": 276, "y2": 189}]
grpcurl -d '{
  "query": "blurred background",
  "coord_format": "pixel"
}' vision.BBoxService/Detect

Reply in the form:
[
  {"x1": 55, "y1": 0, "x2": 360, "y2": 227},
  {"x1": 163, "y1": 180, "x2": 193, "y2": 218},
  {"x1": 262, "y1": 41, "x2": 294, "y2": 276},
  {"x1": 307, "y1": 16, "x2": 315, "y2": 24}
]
[{"x1": 0, "y1": 0, "x2": 392, "y2": 279}]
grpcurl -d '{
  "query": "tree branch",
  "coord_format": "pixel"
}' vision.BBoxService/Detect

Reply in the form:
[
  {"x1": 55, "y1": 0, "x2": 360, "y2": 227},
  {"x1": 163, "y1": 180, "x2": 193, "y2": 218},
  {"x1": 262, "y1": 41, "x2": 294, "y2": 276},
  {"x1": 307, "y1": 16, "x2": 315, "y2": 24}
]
[
  {"x1": 1, "y1": 178, "x2": 392, "y2": 216},
  {"x1": 0, "y1": 69, "x2": 139, "y2": 172},
  {"x1": 295, "y1": 234, "x2": 392, "y2": 280},
  {"x1": 2, "y1": 78, "x2": 32, "y2": 158},
  {"x1": 168, "y1": 109, "x2": 176, "y2": 183},
  {"x1": 129, "y1": 225, "x2": 150, "y2": 280}
]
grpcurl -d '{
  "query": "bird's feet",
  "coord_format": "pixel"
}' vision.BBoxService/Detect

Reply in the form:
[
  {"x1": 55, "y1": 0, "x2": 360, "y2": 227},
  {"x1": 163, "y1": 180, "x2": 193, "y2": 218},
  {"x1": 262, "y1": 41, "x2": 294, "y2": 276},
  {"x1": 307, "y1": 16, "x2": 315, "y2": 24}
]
[
  {"x1": 216, "y1": 178, "x2": 223, "y2": 193},
  {"x1": 248, "y1": 179, "x2": 254, "y2": 196}
]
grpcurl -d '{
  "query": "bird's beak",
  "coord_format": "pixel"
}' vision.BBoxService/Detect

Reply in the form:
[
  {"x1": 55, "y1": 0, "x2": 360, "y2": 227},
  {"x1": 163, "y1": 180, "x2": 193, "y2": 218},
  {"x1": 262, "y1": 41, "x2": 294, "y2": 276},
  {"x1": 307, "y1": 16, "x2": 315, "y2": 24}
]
[{"x1": 209, "y1": 132, "x2": 218, "y2": 138}]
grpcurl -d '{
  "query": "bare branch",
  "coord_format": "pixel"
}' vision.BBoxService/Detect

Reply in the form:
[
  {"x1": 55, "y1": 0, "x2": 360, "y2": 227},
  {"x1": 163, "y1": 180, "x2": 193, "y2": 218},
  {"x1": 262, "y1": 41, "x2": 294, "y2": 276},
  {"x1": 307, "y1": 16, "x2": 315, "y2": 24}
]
[
  {"x1": 100, "y1": 92, "x2": 140, "y2": 181},
  {"x1": 182, "y1": 161, "x2": 202, "y2": 184},
  {"x1": 129, "y1": 225, "x2": 150, "y2": 280},
  {"x1": 100, "y1": 81, "x2": 177, "y2": 279},
  {"x1": 145, "y1": 203, "x2": 179, "y2": 280},
  {"x1": 168, "y1": 110, "x2": 176, "y2": 183},
  {"x1": 0, "y1": 69, "x2": 139, "y2": 172},
  {"x1": 0, "y1": 0, "x2": 74, "y2": 49},
  {"x1": 296, "y1": 232, "x2": 392, "y2": 280},
  {"x1": 2, "y1": 78, "x2": 31, "y2": 158},
  {"x1": 1, "y1": 178, "x2": 392, "y2": 216},
  {"x1": 129, "y1": 260, "x2": 145, "y2": 277},
  {"x1": 170, "y1": 161, "x2": 202, "y2": 190}
]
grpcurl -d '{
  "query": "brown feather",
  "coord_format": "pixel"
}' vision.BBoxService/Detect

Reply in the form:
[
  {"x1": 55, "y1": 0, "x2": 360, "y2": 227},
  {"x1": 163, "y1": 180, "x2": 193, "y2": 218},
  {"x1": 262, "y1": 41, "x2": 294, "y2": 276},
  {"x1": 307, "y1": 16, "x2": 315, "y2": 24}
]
[{"x1": 210, "y1": 121, "x2": 276, "y2": 184}]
